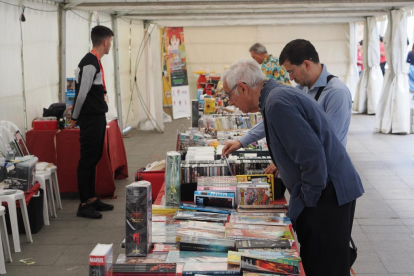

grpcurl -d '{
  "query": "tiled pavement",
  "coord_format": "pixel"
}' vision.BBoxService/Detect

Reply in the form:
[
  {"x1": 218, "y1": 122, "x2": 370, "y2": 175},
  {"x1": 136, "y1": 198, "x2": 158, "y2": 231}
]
[{"x1": 5, "y1": 113, "x2": 414, "y2": 275}]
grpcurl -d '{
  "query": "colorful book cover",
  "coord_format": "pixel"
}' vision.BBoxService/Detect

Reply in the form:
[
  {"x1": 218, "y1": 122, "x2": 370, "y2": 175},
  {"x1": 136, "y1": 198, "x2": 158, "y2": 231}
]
[
  {"x1": 174, "y1": 210, "x2": 228, "y2": 222},
  {"x1": 116, "y1": 253, "x2": 167, "y2": 264},
  {"x1": 238, "y1": 249, "x2": 300, "y2": 259},
  {"x1": 236, "y1": 174, "x2": 274, "y2": 200},
  {"x1": 237, "y1": 184, "x2": 271, "y2": 206},
  {"x1": 197, "y1": 186, "x2": 237, "y2": 192},
  {"x1": 180, "y1": 203, "x2": 236, "y2": 214},
  {"x1": 194, "y1": 191, "x2": 236, "y2": 197},
  {"x1": 166, "y1": 251, "x2": 228, "y2": 263},
  {"x1": 236, "y1": 239, "x2": 291, "y2": 250},
  {"x1": 195, "y1": 195, "x2": 235, "y2": 208},
  {"x1": 238, "y1": 204, "x2": 288, "y2": 209},
  {"x1": 179, "y1": 221, "x2": 226, "y2": 232},
  {"x1": 240, "y1": 256, "x2": 299, "y2": 275},
  {"x1": 152, "y1": 244, "x2": 178, "y2": 253},
  {"x1": 225, "y1": 228, "x2": 293, "y2": 241},
  {"x1": 228, "y1": 251, "x2": 300, "y2": 267},
  {"x1": 176, "y1": 228, "x2": 226, "y2": 242},
  {"x1": 113, "y1": 263, "x2": 177, "y2": 273},
  {"x1": 229, "y1": 215, "x2": 291, "y2": 226},
  {"x1": 182, "y1": 263, "x2": 240, "y2": 275},
  {"x1": 179, "y1": 236, "x2": 235, "y2": 252}
]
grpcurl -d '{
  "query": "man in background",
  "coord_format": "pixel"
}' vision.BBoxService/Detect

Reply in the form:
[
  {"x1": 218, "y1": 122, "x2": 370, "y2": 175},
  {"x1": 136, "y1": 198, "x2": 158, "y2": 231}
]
[{"x1": 69, "y1": 25, "x2": 115, "y2": 219}]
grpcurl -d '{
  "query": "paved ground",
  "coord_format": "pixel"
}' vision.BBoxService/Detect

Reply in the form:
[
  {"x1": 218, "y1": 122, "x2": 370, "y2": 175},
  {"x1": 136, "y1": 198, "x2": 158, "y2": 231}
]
[{"x1": 5, "y1": 113, "x2": 414, "y2": 276}]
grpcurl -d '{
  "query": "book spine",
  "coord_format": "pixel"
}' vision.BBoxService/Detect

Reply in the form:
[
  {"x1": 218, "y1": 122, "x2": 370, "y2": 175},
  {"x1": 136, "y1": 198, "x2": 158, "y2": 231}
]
[
  {"x1": 179, "y1": 242, "x2": 232, "y2": 252},
  {"x1": 183, "y1": 270, "x2": 240, "y2": 275},
  {"x1": 194, "y1": 191, "x2": 235, "y2": 197}
]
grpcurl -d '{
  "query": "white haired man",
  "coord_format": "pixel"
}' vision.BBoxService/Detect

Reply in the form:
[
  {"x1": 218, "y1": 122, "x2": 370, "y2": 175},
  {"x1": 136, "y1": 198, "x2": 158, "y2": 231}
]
[{"x1": 222, "y1": 59, "x2": 364, "y2": 276}]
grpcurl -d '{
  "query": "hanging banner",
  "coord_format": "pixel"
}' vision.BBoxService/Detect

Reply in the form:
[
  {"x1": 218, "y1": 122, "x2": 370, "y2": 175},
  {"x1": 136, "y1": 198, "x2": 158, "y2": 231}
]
[{"x1": 161, "y1": 27, "x2": 190, "y2": 118}]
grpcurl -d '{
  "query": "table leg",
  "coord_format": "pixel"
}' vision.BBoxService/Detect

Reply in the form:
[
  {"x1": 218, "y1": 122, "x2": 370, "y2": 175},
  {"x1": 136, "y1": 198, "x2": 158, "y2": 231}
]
[{"x1": 19, "y1": 198, "x2": 33, "y2": 243}]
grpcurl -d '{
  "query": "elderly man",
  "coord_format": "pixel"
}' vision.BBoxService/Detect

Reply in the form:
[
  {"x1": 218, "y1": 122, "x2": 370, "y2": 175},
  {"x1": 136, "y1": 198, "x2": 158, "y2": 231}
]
[
  {"x1": 249, "y1": 43, "x2": 291, "y2": 84},
  {"x1": 224, "y1": 39, "x2": 352, "y2": 176},
  {"x1": 222, "y1": 59, "x2": 364, "y2": 276}
]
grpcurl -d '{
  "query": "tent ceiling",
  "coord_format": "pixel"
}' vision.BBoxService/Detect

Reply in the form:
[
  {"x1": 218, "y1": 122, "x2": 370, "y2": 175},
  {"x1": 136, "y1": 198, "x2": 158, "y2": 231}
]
[{"x1": 59, "y1": 0, "x2": 414, "y2": 25}]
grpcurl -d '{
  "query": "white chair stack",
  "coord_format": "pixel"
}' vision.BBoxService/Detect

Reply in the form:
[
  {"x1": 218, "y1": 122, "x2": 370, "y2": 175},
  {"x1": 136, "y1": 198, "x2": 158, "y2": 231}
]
[{"x1": 0, "y1": 203, "x2": 12, "y2": 274}]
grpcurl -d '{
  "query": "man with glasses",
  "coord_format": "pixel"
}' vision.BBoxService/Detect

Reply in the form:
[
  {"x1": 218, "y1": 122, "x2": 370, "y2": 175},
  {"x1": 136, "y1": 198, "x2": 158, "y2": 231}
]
[
  {"x1": 221, "y1": 59, "x2": 363, "y2": 276},
  {"x1": 223, "y1": 40, "x2": 352, "y2": 172}
]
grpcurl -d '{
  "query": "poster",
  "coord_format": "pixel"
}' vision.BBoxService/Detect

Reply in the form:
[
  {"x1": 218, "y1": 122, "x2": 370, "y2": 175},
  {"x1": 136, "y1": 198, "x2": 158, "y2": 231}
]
[
  {"x1": 161, "y1": 27, "x2": 190, "y2": 117},
  {"x1": 171, "y1": 86, "x2": 191, "y2": 119}
]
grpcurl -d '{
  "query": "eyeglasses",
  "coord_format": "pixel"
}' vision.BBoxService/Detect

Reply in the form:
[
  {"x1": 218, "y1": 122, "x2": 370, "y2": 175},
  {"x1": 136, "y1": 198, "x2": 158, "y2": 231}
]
[
  {"x1": 286, "y1": 63, "x2": 302, "y2": 76},
  {"x1": 225, "y1": 84, "x2": 238, "y2": 100}
]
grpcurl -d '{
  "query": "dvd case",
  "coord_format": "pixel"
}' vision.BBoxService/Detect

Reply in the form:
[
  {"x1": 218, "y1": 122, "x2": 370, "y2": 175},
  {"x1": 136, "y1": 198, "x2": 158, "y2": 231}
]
[{"x1": 125, "y1": 181, "x2": 152, "y2": 257}]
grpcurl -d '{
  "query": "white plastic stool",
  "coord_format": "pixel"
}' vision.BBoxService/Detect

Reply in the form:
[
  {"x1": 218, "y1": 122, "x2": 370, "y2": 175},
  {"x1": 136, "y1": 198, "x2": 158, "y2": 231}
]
[
  {"x1": 0, "y1": 190, "x2": 33, "y2": 253},
  {"x1": 46, "y1": 166, "x2": 62, "y2": 210},
  {"x1": 35, "y1": 171, "x2": 57, "y2": 221},
  {"x1": 0, "y1": 206, "x2": 12, "y2": 265}
]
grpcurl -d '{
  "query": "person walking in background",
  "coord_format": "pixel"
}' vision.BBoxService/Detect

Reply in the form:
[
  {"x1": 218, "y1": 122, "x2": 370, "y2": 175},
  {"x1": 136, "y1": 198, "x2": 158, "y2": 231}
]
[
  {"x1": 380, "y1": 36, "x2": 387, "y2": 75},
  {"x1": 357, "y1": 40, "x2": 364, "y2": 77},
  {"x1": 407, "y1": 44, "x2": 414, "y2": 99}
]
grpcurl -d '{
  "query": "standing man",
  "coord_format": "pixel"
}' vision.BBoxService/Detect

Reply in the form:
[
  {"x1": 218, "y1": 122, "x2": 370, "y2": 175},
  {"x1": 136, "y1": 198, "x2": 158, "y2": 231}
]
[
  {"x1": 68, "y1": 25, "x2": 115, "y2": 219},
  {"x1": 249, "y1": 43, "x2": 291, "y2": 84},
  {"x1": 223, "y1": 40, "x2": 352, "y2": 175},
  {"x1": 222, "y1": 59, "x2": 364, "y2": 276}
]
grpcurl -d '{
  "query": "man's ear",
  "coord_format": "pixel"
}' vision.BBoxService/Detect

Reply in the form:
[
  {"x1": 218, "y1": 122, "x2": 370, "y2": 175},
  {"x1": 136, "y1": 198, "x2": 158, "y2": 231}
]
[{"x1": 303, "y1": 60, "x2": 312, "y2": 70}]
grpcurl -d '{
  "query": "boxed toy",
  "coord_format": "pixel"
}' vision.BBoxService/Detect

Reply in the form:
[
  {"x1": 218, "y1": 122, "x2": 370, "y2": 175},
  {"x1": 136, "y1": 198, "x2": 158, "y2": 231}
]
[
  {"x1": 67, "y1": 78, "x2": 75, "y2": 91},
  {"x1": 125, "y1": 181, "x2": 152, "y2": 257},
  {"x1": 89, "y1": 243, "x2": 113, "y2": 276},
  {"x1": 65, "y1": 91, "x2": 76, "y2": 109}
]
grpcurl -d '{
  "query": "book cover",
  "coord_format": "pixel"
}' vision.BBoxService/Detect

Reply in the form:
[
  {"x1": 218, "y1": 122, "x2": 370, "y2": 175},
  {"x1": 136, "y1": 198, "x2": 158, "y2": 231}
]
[
  {"x1": 194, "y1": 191, "x2": 236, "y2": 197},
  {"x1": 238, "y1": 249, "x2": 300, "y2": 259},
  {"x1": 237, "y1": 184, "x2": 271, "y2": 206},
  {"x1": 152, "y1": 244, "x2": 178, "y2": 253},
  {"x1": 113, "y1": 263, "x2": 176, "y2": 273},
  {"x1": 180, "y1": 203, "x2": 236, "y2": 214},
  {"x1": 179, "y1": 221, "x2": 226, "y2": 232},
  {"x1": 116, "y1": 253, "x2": 167, "y2": 264},
  {"x1": 240, "y1": 256, "x2": 299, "y2": 275},
  {"x1": 174, "y1": 210, "x2": 228, "y2": 222},
  {"x1": 151, "y1": 236, "x2": 178, "y2": 244},
  {"x1": 195, "y1": 195, "x2": 235, "y2": 208},
  {"x1": 197, "y1": 186, "x2": 237, "y2": 192},
  {"x1": 229, "y1": 215, "x2": 291, "y2": 226},
  {"x1": 176, "y1": 228, "x2": 226, "y2": 242},
  {"x1": 182, "y1": 263, "x2": 240, "y2": 275},
  {"x1": 227, "y1": 251, "x2": 300, "y2": 267},
  {"x1": 125, "y1": 182, "x2": 152, "y2": 257},
  {"x1": 237, "y1": 205, "x2": 288, "y2": 210},
  {"x1": 236, "y1": 239, "x2": 291, "y2": 250},
  {"x1": 236, "y1": 174, "x2": 274, "y2": 201},
  {"x1": 89, "y1": 243, "x2": 113, "y2": 276},
  {"x1": 166, "y1": 251, "x2": 228, "y2": 263},
  {"x1": 179, "y1": 236, "x2": 235, "y2": 252},
  {"x1": 225, "y1": 228, "x2": 293, "y2": 241}
]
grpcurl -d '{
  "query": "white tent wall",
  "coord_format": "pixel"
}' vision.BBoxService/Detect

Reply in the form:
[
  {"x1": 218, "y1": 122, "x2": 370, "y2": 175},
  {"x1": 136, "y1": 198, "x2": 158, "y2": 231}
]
[
  {"x1": 0, "y1": 0, "x2": 25, "y2": 133},
  {"x1": 23, "y1": 1, "x2": 60, "y2": 131},
  {"x1": 184, "y1": 24, "x2": 350, "y2": 99}
]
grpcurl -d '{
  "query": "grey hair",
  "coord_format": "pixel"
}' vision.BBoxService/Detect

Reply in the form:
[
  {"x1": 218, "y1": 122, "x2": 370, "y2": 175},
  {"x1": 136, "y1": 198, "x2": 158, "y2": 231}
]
[
  {"x1": 249, "y1": 43, "x2": 267, "y2": 54},
  {"x1": 222, "y1": 59, "x2": 266, "y2": 95}
]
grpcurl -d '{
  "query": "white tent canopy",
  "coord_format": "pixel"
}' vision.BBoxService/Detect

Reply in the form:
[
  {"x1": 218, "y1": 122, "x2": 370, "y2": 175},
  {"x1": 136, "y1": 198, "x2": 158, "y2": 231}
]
[{"x1": 0, "y1": 0, "x2": 413, "y2": 135}]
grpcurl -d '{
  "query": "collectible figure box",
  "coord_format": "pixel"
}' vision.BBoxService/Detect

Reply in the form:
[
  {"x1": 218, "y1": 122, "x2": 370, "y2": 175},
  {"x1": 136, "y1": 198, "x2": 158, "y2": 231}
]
[
  {"x1": 89, "y1": 243, "x2": 113, "y2": 276},
  {"x1": 125, "y1": 181, "x2": 152, "y2": 257},
  {"x1": 0, "y1": 156, "x2": 37, "y2": 191},
  {"x1": 236, "y1": 174, "x2": 275, "y2": 200},
  {"x1": 66, "y1": 91, "x2": 76, "y2": 109},
  {"x1": 194, "y1": 191, "x2": 235, "y2": 208},
  {"x1": 237, "y1": 184, "x2": 271, "y2": 206}
]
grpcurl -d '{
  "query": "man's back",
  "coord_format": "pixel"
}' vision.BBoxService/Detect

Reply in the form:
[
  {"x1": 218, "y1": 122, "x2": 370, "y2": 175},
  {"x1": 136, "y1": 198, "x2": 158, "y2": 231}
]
[{"x1": 260, "y1": 80, "x2": 364, "y2": 225}]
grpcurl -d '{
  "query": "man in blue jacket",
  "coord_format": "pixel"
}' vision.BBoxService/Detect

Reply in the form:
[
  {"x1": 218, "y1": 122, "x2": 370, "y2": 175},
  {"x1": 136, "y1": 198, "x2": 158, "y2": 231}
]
[{"x1": 222, "y1": 59, "x2": 364, "y2": 276}]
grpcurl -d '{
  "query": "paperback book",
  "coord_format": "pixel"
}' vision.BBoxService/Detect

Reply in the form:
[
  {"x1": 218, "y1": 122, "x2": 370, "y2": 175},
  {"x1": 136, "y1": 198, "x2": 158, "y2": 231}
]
[
  {"x1": 165, "y1": 251, "x2": 228, "y2": 263},
  {"x1": 180, "y1": 203, "x2": 236, "y2": 214},
  {"x1": 179, "y1": 236, "x2": 235, "y2": 252},
  {"x1": 236, "y1": 239, "x2": 291, "y2": 250},
  {"x1": 236, "y1": 174, "x2": 274, "y2": 200},
  {"x1": 113, "y1": 263, "x2": 177, "y2": 274},
  {"x1": 182, "y1": 263, "x2": 241, "y2": 275},
  {"x1": 227, "y1": 251, "x2": 300, "y2": 267},
  {"x1": 116, "y1": 253, "x2": 167, "y2": 264},
  {"x1": 240, "y1": 256, "x2": 299, "y2": 275},
  {"x1": 174, "y1": 210, "x2": 228, "y2": 223},
  {"x1": 229, "y1": 215, "x2": 291, "y2": 226},
  {"x1": 237, "y1": 184, "x2": 271, "y2": 206},
  {"x1": 152, "y1": 244, "x2": 178, "y2": 253},
  {"x1": 176, "y1": 228, "x2": 226, "y2": 242},
  {"x1": 179, "y1": 221, "x2": 226, "y2": 232},
  {"x1": 225, "y1": 228, "x2": 293, "y2": 241}
]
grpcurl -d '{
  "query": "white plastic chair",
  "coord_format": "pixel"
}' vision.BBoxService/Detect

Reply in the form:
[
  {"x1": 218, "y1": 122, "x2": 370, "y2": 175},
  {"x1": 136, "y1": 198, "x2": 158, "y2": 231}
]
[
  {"x1": 34, "y1": 171, "x2": 55, "y2": 224},
  {"x1": 0, "y1": 204, "x2": 12, "y2": 274},
  {"x1": 47, "y1": 165, "x2": 62, "y2": 210},
  {"x1": 0, "y1": 190, "x2": 33, "y2": 253},
  {"x1": 0, "y1": 121, "x2": 19, "y2": 136}
]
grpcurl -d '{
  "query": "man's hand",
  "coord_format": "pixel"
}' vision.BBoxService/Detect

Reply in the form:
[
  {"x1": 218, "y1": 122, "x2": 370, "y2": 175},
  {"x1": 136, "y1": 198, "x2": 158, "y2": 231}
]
[
  {"x1": 265, "y1": 163, "x2": 279, "y2": 176},
  {"x1": 67, "y1": 119, "x2": 77, "y2": 129},
  {"x1": 222, "y1": 140, "x2": 242, "y2": 157}
]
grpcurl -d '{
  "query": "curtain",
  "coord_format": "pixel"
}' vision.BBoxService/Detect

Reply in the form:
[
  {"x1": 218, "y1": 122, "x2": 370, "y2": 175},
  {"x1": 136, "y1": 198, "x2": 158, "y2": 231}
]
[
  {"x1": 375, "y1": 10, "x2": 410, "y2": 134},
  {"x1": 353, "y1": 17, "x2": 383, "y2": 114},
  {"x1": 345, "y1": 22, "x2": 359, "y2": 100}
]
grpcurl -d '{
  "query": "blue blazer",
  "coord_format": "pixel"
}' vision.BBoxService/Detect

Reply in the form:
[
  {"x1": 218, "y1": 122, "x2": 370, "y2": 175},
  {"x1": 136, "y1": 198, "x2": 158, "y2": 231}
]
[{"x1": 260, "y1": 79, "x2": 364, "y2": 227}]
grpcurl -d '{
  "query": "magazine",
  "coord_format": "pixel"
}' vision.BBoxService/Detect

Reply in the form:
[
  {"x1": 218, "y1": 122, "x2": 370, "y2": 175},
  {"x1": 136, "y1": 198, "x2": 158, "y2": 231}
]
[{"x1": 229, "y1": 215, "x2": 291, "y2": 226}]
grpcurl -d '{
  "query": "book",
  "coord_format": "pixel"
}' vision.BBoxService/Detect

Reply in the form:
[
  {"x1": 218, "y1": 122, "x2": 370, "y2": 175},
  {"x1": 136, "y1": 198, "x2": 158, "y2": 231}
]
[
  {"x1": 89, "y1": 244, "x2": 113, "y2": 276},
  {"x1": 125, "y1": 182, "x2": 152, "y2": 257},
  {"x1": 238, "y1": 204, "x2": 288, "y2": 210},
  {"x1": 179, "y1": 236, "x2": 235, "y2": 252},
  {"x1": 229, "y1": 215, "x2": 291, "y2": 226},
  {"x1": 197, "y1": 186, "x2": 237, "y2": 192},
  {"x1": 174, "y1": 210, "x2": 228, "y2": 223},
  {"x1": 113, "y1": 263, "x2": 177, "y2": 273},
  {"x1": 237, "y1": 184, "x2": 271, "y2": 206},
  {"x1": 227, "y1": 251, "x2": 300, "y2": 267},
  {"x1": 236, "y1": 240, "x2": 291, "y2": 250},
  {"x1": 194, "y1": 191, "x2": 235, "y2": 208},
  {"x1": 152, "y1": 205, "x2": 180, "y2": 214},
  {"x1": 225, "y1": 228, "x2": 293, "y2": 241},
  {"x1": 166, "y1": 251, "x2": 228, "y2": 263},
  {"x1": 236, "y1": 174, "x2": 274, "y2": 201},
  {"x1": 240, "y1": 256, "x2": 300, "y2": 275},
  {"x1": 238, "y1": 249, "x2": 300, "y2": 259},
  {"x1": 152, "y1": 244, "x2": 178, "y2": 253},
  {"x1": 234, "y1": 212, "x2": 288, "y2": 216},
  {"x1": 116, "y1": 253, "x2": 167, "y2": 264},
  {"x1": 152, "y1": 236, "x2": 177, "y2": 244},
  {"x1": 176, "y1": 228, "x2": 226, "y2": 242},
  {"x1": 182, "y1": 263, "x2": 241, "y2": 275},
  {"x1": 180, "y1": 203, "x2": 236, "y2": 214},
  {"x1": 179, "y1": 221, "x2": 226, "y2": 232},
  {"x1": 197, "y1": 176, "x2": 238, "y2": 186}
]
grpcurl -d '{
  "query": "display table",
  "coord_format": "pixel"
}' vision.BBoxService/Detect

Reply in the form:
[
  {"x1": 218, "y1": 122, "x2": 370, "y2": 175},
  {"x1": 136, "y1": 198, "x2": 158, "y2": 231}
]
[{"x1": 26, "y1": 120, "x2": 128, "y2": 197}]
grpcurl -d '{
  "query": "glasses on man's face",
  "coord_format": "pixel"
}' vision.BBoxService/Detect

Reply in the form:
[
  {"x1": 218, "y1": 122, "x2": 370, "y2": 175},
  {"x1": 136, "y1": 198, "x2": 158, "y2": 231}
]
[
  {"x1": 287, "y1": 63, "x2": 303, "y2": 76},
  {"x1": 224, "y1": 84, "x2": 238, "y2": 100}
]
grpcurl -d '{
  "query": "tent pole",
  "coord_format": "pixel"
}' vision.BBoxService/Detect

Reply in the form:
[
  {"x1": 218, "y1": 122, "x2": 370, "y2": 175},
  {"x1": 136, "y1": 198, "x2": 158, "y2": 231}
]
[
  {"x1": 112, "y1": 14, "x2": 124, "y2": 134},
  {"x1": 58, "y1": 7, "x2": 67, "y2": 103}
]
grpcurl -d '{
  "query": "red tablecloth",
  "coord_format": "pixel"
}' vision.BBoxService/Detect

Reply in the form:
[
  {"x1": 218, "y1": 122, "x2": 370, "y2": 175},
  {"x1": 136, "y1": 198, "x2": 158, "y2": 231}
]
[{"x1": 26, "y1": 120, "x2": 128, "y2": 197}]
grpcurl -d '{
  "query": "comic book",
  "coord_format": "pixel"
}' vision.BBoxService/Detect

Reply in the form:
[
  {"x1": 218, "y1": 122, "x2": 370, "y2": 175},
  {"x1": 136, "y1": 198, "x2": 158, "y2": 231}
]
[
  {"x1": 237, "y1": 184, "x2": 271, "y2": 206},
  {"x1": 236, "y1": 174, "x2": 274, "y2": 200},
  {"x1": 152, "y1": 243, "x2": 178, "y2": 253},
  {"x1": 180, "y1": 203, "x2": 236, "y2": 214},
  {"x1": 227, "y1": 251, "x2": 300, "y2": 267},
  {"x1": 176, "y1": 228, "x2": 226, "y2": 242},
  {"x1": 225, "y1": 228, "x2": 293, "y2": 241},
  {"x1": 166, "y1": 251, "x2": 228, "y2": 263},
  {"x1": 174, "y1": 210, "x2": 228, "y2": 223},
  {"x1": 229, "y1": 215, "x2": 291, "y2": 226},
  {"x1": 179, "y1": 236, "x2": 235, "y2": 252},
  {"x1": 240, "y1": 256, "x2": 300, "y2": 275},
  {"x1": 235, "y1": 239, "x2": 291, "y2": 250},
  {"x1": 179, "y1": 221, "x2": 226, "y2": 232},
  {"x1": 116, "y1": 253, "x2": 167, "y2": 264},
  {"x1": 182, "y1": 263, "x2": 240, "y2": 275}
]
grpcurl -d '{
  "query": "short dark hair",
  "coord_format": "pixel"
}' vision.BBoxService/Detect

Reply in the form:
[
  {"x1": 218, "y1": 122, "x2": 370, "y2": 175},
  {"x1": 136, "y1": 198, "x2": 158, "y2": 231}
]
[
  {"x1": 279, "y1": 39, "x2": 320, "y2": 66},
  {"x1": 91, "y1": 25, "x2": 114, "y2": 47},
  {"x1": 249, "y1": 43, "x2": 267, "y2": 54}
]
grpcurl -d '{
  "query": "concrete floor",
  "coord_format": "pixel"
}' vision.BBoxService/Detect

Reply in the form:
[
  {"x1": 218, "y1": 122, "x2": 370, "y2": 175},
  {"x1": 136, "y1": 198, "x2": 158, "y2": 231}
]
[{"x1": 5, "y1": 113, "x2": 414, "y2": 275}]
